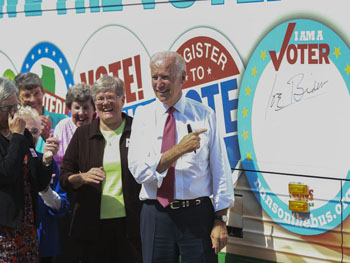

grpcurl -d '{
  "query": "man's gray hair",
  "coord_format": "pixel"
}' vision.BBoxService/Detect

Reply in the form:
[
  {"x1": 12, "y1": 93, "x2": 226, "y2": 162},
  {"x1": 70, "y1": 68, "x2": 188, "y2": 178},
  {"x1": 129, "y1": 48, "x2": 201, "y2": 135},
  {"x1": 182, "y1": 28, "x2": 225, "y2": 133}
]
[
  {"x1": 150, "y1": 51, "x2": 186, "y2": 76},
  {"x1": 0, "y1": 78, "x2": 18, "y2": 105},
  {"x1": 91, "y1": 75, "x2": 125, "y2": 100}
]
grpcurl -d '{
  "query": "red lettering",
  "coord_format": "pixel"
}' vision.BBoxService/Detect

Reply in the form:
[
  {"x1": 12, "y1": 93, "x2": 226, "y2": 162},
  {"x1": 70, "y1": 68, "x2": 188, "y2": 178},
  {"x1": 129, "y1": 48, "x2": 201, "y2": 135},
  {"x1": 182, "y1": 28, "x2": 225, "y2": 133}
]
[
  {"x1": 319, "y1": 43, "x2": 330, "y2": 64},
  {"x1": 123, "y1": 57, "x2": 136, "y2": 103},
  {"x1": 109, "y1": 61, "x2": 121, "y2": 78},
  {"x1": 269, "y1": 24, "x2": 330, "y2": 69},
  {"x1": 134, "y1": 55, "x2": 144, "y2": 100},
  {"x1": 87, "y1": 70, "x2": 94, "y2": 85},
  {"x1": 289, "y1": 189, "x2": 314, "y2": 201},
  {"x1": 287, "y1": 44, "x2": 297, "y2": 64},
  {"x1": 43, "y1": 91, "x2": 68, "y2": 115},
  {"x1": 78, "y1": 55, "x2": 144, "y2": 103},
  {"x1": 308, "y1": 189, "x2": 314, "y2": 201},
  {"x1": 95, "y1": 66, "x2": 108, "y2": 80},
  {"x1": 269, "y1": 23, "x2": 296, "y2": 71},
  {"x1": 308, "y1": 44, "x2": 318, "y2": 64},
  {"x1": 80, "y1": 72, "x2": 87, "y2": 84},
  {"x1": 80, "y1": 70, "x2": 95, "y2": 85},
  {"x1": 297, "y1": 44, "x2": 307, "y2": 64}
]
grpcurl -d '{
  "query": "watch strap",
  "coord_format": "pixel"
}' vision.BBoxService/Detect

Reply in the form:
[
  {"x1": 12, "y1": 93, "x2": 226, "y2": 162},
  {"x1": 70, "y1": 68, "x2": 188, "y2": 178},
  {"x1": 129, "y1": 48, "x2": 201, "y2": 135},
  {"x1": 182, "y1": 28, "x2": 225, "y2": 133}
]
[{"x1": 214, "y1": 215, "x2": 227, "y2": 223}]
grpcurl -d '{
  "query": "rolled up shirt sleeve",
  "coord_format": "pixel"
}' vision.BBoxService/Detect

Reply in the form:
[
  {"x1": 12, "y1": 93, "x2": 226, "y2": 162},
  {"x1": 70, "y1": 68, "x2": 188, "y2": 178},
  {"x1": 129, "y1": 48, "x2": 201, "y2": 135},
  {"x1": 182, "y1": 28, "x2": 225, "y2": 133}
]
[{"x1": 208, "y1": 111, "x2": 235, "y2": 212}]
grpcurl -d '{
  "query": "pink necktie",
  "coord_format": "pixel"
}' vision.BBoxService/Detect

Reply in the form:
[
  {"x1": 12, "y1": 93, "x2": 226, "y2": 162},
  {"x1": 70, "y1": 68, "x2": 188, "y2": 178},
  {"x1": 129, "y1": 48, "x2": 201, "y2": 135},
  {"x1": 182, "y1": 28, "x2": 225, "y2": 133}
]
[{"x1": 157, "y1": 107, "x2": 176, "y2": 207}]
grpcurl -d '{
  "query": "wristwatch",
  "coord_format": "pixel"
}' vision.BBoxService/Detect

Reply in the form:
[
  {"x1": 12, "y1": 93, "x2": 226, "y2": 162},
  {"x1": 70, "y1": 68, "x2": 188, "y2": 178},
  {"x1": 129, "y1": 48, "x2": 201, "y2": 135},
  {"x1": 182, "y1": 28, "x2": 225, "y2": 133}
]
[{"x1": 215, "y1": 215, "x2": 228, "y2": 223}]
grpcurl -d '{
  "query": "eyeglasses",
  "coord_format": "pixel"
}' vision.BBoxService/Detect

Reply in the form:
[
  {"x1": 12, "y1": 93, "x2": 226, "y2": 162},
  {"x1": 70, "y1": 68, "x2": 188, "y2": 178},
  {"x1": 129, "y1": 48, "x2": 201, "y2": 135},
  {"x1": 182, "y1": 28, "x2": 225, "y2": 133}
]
[
  {"x1": 95, "y1": 95, "x2": 120, "y2": 105},
  {"x1": 0, "y1": 103, "x2": 22, "y2": 112}
]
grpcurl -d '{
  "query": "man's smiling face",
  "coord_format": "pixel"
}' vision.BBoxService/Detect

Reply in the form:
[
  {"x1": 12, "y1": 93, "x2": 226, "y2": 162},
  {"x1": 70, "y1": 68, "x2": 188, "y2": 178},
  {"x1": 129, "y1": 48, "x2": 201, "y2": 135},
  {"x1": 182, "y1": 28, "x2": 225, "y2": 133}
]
[{"x1": 151, "y1": 57, "x2": 185, "y2": 107}]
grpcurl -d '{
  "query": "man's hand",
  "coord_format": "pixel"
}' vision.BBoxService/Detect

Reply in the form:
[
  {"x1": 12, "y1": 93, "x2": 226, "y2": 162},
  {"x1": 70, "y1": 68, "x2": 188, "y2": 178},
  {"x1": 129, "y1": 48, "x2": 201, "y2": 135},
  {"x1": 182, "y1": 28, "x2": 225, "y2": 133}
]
[
  {"x1": 210, "y1": 219, "x2": 228, "y2": 255},
  {"x1": 8, "y1": 112, "x2": 26, "y2": 135},
  {"x1": 40, "y1": 115, "x2": 52, "y2": 141},
  {"x1": 68, "y1": 167, "x2": 105, "y2": 189},
  {"x1": 156, "y1": 128, "x2": 207, "y2": 173},
  {"x1": 178, "y1": 128, "x2": 207, "y2": 154}
]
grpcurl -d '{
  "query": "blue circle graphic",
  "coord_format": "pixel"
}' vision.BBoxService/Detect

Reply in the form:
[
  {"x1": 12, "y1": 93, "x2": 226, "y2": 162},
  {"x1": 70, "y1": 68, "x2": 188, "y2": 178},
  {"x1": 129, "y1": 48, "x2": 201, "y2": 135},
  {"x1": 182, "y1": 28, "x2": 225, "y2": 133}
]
[
  {"x1": 238, "y1": 19, "x2": 350, "y2": 235},
  {"x1": 21, "y1": 42, "x2": 74, "y2": 91}
]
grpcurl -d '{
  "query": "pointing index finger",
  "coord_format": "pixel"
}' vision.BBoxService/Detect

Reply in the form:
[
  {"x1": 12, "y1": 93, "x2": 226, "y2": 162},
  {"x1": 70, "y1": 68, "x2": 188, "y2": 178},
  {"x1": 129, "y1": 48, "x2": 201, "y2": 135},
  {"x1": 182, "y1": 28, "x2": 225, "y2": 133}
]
[{"x1": 193, "y1": 128, "x2": 207, "y2": 135}]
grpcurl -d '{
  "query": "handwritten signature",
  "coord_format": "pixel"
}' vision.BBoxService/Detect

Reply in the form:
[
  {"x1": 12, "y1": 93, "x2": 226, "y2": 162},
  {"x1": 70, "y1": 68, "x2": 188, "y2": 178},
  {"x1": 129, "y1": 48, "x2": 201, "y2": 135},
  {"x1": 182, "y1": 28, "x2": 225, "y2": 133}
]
[{"x1": 268, "y1": 73, "x2": 328, "y2": 112}]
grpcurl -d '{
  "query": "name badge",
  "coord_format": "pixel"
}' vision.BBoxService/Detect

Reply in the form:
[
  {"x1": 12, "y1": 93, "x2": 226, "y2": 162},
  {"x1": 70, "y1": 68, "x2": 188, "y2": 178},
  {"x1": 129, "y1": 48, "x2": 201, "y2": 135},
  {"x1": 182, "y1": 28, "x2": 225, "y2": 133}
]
[{"x1": 29, "y1": 148, "x2": 38, "y2": 158}]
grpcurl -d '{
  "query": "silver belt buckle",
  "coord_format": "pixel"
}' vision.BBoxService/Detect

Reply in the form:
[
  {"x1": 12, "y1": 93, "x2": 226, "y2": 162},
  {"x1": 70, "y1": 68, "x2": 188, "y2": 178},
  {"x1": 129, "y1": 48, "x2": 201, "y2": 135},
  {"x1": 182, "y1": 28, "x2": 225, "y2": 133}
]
[
  {"x1": 182, "y1": 200, "x2": 190, "y2": 208},
  {"x1": 170, "y1": 200, "x2": 180, "y2": 209}
]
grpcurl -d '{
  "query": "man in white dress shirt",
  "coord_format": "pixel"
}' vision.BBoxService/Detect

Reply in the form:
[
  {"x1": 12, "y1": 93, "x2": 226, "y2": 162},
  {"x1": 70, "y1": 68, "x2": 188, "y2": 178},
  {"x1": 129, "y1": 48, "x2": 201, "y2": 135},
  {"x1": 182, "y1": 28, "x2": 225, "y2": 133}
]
[{"x1": 128, "y1": 51, "x2": 234, "y2": 263}]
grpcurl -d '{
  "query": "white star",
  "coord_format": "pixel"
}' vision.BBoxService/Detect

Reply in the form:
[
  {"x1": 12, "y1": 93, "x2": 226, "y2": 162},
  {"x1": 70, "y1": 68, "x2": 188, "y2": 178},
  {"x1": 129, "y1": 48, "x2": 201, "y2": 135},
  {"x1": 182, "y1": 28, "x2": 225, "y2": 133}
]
[
  {"x1": 31, "y1": 54, "x2": 35, "y2": 60},
  {"x1": 52, "y1": 51, "x2": 56, "y2": 57},
  {"x1": 59, "y1": 58, "x2": 63, "y2": 64},
  {"x1": 38, "y1": 49, "x2": 42, "y2": 55},
  {"x1": 207, "y1": 67, "x2": 212, "y2": 75},
  {"x1": 45, "y1": 48, "x2": 49, "y2": 53}
]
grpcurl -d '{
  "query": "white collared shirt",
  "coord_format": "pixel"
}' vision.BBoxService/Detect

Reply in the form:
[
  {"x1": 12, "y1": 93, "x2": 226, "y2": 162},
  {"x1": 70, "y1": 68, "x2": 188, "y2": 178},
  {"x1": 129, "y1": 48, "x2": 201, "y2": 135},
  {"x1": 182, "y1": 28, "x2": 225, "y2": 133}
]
[{"x1": 128, "y1": 95, "x2": 234, "y2": 211}]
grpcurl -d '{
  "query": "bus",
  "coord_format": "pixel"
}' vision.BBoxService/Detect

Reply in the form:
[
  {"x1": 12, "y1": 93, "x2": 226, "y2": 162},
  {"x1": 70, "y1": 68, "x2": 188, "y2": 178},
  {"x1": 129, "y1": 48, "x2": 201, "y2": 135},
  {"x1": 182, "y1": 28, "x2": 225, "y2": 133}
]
[{"x1": 0, "y1": 0, "x2": 349, "y2": 262}]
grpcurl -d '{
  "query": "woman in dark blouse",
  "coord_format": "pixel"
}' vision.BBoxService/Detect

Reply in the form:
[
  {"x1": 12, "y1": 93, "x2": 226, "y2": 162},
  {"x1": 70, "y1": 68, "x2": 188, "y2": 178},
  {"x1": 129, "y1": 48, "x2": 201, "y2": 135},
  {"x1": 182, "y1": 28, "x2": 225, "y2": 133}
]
[{"x1": 0, "y1": 77, "x2": 57, "y2": 262}]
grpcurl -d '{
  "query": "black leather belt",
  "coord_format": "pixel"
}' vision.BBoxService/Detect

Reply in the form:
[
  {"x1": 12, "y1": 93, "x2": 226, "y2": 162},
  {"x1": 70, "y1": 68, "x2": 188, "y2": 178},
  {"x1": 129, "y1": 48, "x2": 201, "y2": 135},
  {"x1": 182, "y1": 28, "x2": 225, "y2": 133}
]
[{"x1": 169, "y1": 197, "x2": 208, "y2": 209}]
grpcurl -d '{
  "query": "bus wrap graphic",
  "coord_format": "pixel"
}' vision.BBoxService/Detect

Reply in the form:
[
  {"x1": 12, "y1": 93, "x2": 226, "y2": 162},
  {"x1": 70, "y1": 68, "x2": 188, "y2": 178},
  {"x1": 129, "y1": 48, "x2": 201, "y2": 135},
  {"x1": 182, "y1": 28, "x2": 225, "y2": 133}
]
[
  {"x1": 237, "y1": 19, "x2": 350, "y2": 235},
  {"x1": 170, "y1": 27, "x2": 244, "y2": 173},
  {"x1": 20, "y1": 42, "x2": 74, "y2": 115}
]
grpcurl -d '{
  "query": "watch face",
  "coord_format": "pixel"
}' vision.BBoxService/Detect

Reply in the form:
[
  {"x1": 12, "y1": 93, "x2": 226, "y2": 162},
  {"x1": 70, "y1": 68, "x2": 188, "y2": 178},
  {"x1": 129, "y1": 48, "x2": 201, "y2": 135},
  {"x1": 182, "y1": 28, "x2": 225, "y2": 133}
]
[{"x1": 216, "y1": 215, "x2": 228, "y2": 222}]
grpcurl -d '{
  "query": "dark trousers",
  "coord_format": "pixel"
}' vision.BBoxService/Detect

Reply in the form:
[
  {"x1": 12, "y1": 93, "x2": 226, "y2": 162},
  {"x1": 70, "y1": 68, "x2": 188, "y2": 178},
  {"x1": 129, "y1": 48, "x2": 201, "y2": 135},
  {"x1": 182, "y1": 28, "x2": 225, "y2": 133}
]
[
  {"x1": 140, "y1": 198, "x2": 217, "y2": 263},
  {"x1": 40, "y1": 257, "x2": 53, "y2": 263},
  {"x1": 74, "y1": 217, "x2": 142, "y2": 263}
]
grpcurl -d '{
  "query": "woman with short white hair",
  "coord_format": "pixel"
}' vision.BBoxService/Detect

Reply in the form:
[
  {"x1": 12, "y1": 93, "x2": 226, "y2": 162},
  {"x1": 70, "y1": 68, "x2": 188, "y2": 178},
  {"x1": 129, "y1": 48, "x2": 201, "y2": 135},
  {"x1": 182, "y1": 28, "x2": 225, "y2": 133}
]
[{"x1": 19, "y1": 105, "x2": 70, "y2": 263}]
